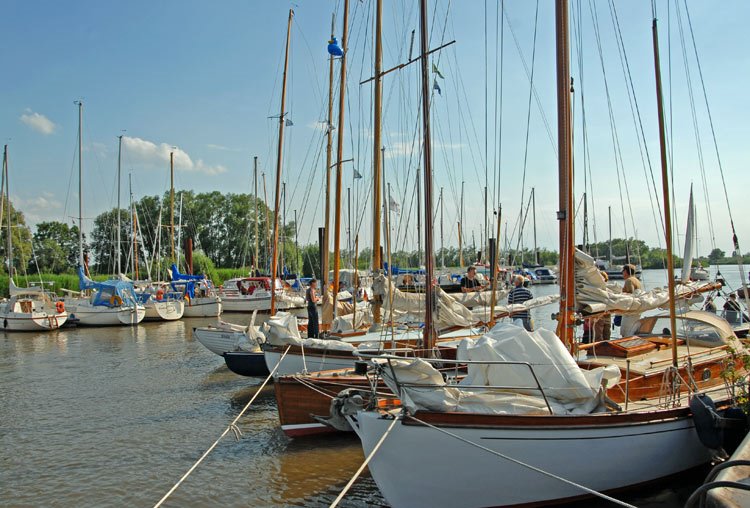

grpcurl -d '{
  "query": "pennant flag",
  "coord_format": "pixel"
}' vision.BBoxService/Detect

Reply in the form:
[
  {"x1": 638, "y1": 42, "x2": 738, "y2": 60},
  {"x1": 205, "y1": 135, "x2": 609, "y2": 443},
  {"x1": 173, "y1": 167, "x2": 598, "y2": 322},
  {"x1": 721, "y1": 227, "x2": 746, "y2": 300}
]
[
  {"x1": 432, "y1": 62, "x2": 444, "y2": 79},
  {"x1": 353, "y1": 168, "x2": 363, "y2": 179},
  {"x1": 433, "y1": 79, "x2": 442, "y2": 95},
  {"x1": 285, "y1": 118, "x2": 294, "y2": 126},
  {"x1": 389, "y1": 196, "x2": 400, "y2": 213}
]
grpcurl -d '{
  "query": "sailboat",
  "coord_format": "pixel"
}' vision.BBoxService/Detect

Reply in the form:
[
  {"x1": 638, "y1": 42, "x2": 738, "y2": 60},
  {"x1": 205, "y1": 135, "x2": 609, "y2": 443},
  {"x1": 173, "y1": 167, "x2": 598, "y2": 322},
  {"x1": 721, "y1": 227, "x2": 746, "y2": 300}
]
[
  {"x1": 343, "y1": 3, "x2": 747, "y2": 506},
  {"x1": 0, "y1": 145, "x2": 68, "y2": 331},
  {"x1": 62, "y1": 102, "x2": 145, "y2": 326}
]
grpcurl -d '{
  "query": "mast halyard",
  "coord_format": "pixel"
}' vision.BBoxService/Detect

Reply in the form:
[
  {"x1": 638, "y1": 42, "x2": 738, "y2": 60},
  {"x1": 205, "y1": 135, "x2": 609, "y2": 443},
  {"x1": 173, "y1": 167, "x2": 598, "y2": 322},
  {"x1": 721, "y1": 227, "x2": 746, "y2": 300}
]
[
  {"x1": 332, "y1": 0, "x2": 351, "y2": 320},
  {"x1": 651, "y1": 12, "x2": 679, "y2": 367},
  {"x1": 270, "y1": 8, "x2": 294, "y2": 316},
  {"x1": 419, "y1": 0, "x2": 436, "y2": 350},
  {"x1": 322, "y1": 12, "x2": 336, "y2": 325},
  {"x1": 371, "y1": 0, "x2": 384, "y2": 325},
  {"x1": 555, "y1": 0, "x2": 575, "y2": 349}
]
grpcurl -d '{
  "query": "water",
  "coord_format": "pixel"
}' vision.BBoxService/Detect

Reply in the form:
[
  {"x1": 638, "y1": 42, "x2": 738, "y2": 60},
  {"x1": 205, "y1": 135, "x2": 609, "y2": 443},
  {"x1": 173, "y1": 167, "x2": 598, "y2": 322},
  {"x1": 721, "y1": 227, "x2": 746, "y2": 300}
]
[{"x1": 0, "y1": 266, "x2": 745, "y2": 507}]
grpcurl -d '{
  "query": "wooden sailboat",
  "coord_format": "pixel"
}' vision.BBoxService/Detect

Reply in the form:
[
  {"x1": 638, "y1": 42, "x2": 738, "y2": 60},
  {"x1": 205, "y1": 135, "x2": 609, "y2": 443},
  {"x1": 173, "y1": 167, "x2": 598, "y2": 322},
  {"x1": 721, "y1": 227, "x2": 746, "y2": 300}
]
[{"x1": 348, "y1": 3, "x2": 747, "y2": 506}]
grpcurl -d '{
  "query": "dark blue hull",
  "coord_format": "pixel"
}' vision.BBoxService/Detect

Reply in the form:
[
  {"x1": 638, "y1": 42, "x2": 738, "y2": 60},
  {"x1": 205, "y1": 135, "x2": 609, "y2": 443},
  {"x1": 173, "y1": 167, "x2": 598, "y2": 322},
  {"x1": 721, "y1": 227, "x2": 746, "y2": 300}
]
[{"x1": 223, "y1": 351, "x2": 270, "y2": 377}]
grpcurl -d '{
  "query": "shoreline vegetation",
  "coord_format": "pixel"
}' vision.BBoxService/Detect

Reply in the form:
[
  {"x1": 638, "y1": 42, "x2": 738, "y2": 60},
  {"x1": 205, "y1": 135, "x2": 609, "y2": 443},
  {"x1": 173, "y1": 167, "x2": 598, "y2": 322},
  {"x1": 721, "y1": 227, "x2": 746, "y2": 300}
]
[{"x1": 0, "y1": 192, "x2": 745, "y2": 297}]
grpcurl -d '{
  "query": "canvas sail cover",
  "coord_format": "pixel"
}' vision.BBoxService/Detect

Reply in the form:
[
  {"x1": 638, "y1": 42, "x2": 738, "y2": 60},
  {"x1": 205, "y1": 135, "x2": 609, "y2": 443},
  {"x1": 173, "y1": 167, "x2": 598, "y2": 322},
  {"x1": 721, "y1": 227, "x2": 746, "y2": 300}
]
[
  {"x1": 575, "y1": 249, "x2": 712, "y2": 315},
  {"x1": 262, "y1": 312, "x2": 356, "y2": 352},
  {"x1": 374, "y1": 322, "x2": 620, "y2": 415}
]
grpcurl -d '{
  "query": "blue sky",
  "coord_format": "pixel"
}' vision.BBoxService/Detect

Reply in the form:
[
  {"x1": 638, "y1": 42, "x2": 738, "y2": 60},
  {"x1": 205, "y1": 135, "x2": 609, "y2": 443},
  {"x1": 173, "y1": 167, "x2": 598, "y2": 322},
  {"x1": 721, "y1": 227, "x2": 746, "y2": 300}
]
[{"x1": 2, "y1": 0, "x2": 748, "y2": 258}]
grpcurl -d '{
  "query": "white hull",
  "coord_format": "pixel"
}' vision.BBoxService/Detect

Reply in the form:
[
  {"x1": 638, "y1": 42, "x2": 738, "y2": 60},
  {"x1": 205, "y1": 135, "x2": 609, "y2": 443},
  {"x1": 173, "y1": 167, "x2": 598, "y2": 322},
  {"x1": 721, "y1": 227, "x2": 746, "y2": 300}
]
[
  {"x1": 143, "y1": 300, "x2": 184, "y2": 321},
  {"x1": 0, "y1": 311, "x2": 68, "y2": 331},
  {"x1": 182, "y1": 297, "x2": 222, "y2": 318},
  {"x1": 193, "y1": 327, "x2": 246, "y2": 356},
  {"x1": 67, "y1": 301, "x2": 146, "y2": 326},
  {"x1": 221, "y1": 295, "x2": 304, "y2": 313},
  {"x1": 354, "y1": 410, "x2": 714, "y2": 508},
  {"x1": 264, "y1": 348, "x2": 357, "y2": 376}
]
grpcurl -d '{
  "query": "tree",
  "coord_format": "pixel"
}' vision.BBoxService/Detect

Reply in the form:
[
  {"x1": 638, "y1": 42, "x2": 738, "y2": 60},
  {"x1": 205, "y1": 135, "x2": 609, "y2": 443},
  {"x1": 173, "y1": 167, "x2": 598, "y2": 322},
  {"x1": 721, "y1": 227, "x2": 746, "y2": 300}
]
[
  {"x1": 0, "y1": 201, "x2": 33, "y2": 276},
  {"x1": 89, "y1": 208, "x2": 132, "y2": 274},
  {"x1": 32, "y1": 221, "x2": 81, "y2": 273},
  {"x1": 708, "y1": 248, "x2": 725, "y2": 263}
]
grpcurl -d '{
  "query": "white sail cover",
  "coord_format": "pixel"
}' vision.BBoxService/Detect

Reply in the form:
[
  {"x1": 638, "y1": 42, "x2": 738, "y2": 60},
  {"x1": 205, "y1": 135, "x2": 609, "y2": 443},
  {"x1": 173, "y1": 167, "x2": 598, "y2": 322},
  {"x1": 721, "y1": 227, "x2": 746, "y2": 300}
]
[
  {"x1": 575, "y1": 249, "x2": 710, "y2": 314},
  {"x1": 375, "y1": 323, "x2": 620, "y2": 415},
  {"x1": 262, "y1": 312, "x2": 356, "y2": 352}
]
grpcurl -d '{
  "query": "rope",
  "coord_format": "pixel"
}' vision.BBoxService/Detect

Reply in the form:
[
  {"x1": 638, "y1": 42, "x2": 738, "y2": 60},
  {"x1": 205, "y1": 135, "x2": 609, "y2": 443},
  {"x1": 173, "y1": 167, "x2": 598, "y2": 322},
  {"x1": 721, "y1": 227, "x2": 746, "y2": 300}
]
[
  {"x1": 329, "y1": 414, "x2": 401, "y2": 508},
  {"x1": 152, "y1": 345, "x2": 291, "y2": 508},
  {"x1": 406, "y1": 414, "x2": 637, "y2": 508}
]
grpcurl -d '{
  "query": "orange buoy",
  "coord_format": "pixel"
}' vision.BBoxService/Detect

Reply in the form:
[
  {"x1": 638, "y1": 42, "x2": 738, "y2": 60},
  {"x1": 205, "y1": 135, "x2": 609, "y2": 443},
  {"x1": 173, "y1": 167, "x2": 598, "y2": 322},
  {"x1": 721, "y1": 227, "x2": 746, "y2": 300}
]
[{"x1": 56, "y1": 301, "x2": 65, "y2": 313}]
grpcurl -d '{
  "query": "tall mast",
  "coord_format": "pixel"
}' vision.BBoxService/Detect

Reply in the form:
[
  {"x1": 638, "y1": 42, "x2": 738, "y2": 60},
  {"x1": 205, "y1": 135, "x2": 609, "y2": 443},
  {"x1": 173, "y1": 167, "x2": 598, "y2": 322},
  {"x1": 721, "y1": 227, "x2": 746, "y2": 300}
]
[
  {"x1": 582, "y1": 191, "x2": 589, "y2": 252},
  {"x1": 532, "y1": 187, "x2": 538, "y2": 265},
  {"x1": 419, "y1": 0, "x2": 436, "y2": 349},
  {"x1": 416, "y1": 167, "x2": 422, "y2": 265},
  {"x1": 440, "y1": 187, "x2": 444, "y2": 268},
  {"x1": 555, "y1": 0, "x2": 575, "y2": 349},
  {"x1": 322, "y1": 12, "x2": 336, "y2": 321},
  {"x1": 332, "y1": 0, "x2": 350, "y2": 316},
  {"x1": 294, "y1": 209, "x2": 299, "y2": 273},
  {"x1": 130, "y1": 174, "x2": 139, "y2": 280},
  {"x1": 262, "y1": 172, "x2": 271, "y2": 271},
  {"x1": 117, "y1": 135, "x2": 123, "y2": 275},
  {"x1": 4, "y1": 145, "x2": 11, "y2": 280},
  {"x1": 170, "y1": 151, "x2": 175, "y2": 260},
  {"x1": 270, "y1": 9, "x2": 294, "y2": 315},
  {"x1": 282, "y1": 181, "x2": 287, "y2": 273},
  {"x1": 372, "y1": 0, "x2": 384, "y2": 323},
  {"x1": 652, "y1": 12, "x2": 678, "y2": 367},
  {"x1": 253, "y1": 156, "x2": 259, "y2": 272},
  {"x1": 459, "y1": 180, "x2": 464, "y2": 268},
  {"x1": 76, "y1": 101, "x2": 84, "y2": 269},
  {"x1": 608, "y1": 205, "x2": 613, "y2": 265}
]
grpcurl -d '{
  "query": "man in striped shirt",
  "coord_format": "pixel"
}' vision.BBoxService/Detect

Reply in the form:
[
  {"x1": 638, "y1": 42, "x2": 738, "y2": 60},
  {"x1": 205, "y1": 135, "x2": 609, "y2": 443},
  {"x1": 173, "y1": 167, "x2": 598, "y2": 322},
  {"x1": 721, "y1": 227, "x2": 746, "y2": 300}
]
[{"x1": 508, "y1": 274, "x2": 534, "y2": 331}]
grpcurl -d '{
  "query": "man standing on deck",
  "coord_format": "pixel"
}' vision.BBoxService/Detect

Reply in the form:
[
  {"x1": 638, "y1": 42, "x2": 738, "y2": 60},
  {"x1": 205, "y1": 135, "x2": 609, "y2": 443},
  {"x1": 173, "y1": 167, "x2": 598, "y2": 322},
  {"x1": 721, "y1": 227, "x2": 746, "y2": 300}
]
[
  {"x1": 619, "y1": 264, "x2": 642, "y2": 336},
  {"x1": 306, "y1": 279, "x2": 320, "y2": 338},
  {"x1": 508, "y1": 274, "x2": 534, "y2": 331}
]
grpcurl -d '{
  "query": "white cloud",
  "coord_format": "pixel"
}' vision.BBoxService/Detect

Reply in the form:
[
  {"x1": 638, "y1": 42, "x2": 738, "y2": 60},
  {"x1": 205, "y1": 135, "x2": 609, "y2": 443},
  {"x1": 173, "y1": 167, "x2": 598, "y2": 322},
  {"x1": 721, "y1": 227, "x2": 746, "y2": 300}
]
[
  {"x1": 12, "y1": 192, "x2": 63, "y2": 225},
  {"x1": 19, "y1": 109, "x2": 57, "y2": 135},
  {"x1": 122, "y1": 136, "x2": 227, "y2": 175},
  {"x1": 206, "y1": 143, "x2": 241, "y2": 152}
]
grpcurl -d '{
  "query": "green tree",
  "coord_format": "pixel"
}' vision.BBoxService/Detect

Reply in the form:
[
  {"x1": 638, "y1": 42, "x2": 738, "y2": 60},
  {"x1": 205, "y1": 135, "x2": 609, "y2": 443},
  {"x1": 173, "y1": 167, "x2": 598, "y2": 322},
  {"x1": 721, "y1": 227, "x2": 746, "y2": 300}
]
[
  {"x1": 708, "y1": 248, "x2": 725, "y2": 263},
  {"x1": 32, "y1": 221, "x2": 81, "y2": 273},
  {"x1": 0, "y1": 201, "x2": 33, "y2": 276},
  {"x1": 89, "y1": 208, "x2": 133, "y2": 274}
]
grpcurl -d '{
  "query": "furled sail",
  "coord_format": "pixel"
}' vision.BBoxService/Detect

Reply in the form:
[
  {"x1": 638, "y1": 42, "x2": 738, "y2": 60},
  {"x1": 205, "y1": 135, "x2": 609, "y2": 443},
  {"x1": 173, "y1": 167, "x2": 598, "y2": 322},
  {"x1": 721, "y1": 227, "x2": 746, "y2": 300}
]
[{"x1": 681, "y1": 185, "x2": 695, "y2": 284}]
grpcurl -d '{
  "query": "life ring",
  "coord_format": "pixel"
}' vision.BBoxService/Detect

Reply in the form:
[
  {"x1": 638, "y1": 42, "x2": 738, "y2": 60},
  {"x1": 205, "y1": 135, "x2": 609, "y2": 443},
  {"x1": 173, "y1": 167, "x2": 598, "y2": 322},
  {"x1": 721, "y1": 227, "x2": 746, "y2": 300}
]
[
  {"x1": 184, "y1": 294, "x2": 192, "y2": 306},
  {"x1": 56, "y1": 301, "x2": 65, "y2": 313},
  {"x1": 156, "y1": 289, "x2": 164, "y2": 301},
  {"x1": 110, "y1": 295, "x2": 123, "y2": 307}
]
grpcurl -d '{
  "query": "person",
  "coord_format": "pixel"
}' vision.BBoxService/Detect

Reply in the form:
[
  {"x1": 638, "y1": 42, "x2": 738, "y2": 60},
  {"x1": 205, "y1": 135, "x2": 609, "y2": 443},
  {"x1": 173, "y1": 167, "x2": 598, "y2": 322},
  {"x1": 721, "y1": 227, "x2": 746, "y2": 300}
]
[
  {"x1": 618, "y1": 264, "x2": 642, "y2": 337},
  {"x1": 460, "y1": 266, "x2": 484, "y2": 293},
  {"x1": 508, "y1": 274, "x2": 534, "y2": 331},
  {"x1": 306, "y1": 279, "x2": 320, "y2": 338},
  {"x1": 723, "y1": 293, "x2": 750, "y2": 324},
  {"x1": 703, "y1": 296, "x2": 717, "y2": 313},
  {"x1": 586, "y1": 271, "x2": 612, "y2": 342}
]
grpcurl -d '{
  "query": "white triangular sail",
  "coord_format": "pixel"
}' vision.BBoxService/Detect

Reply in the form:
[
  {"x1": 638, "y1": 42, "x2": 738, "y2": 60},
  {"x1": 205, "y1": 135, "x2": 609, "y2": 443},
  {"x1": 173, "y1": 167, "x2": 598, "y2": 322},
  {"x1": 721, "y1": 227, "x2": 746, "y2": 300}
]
[{"x1": 681, "y1": 185, "x2": 695, "y2": 283}]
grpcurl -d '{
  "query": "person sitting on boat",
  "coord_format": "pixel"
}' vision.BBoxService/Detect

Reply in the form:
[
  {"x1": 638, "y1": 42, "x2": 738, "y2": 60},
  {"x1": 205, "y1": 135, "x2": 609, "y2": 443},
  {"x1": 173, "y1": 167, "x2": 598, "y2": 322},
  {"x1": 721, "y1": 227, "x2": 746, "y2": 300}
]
[
  {"x1": 723, "y1": 293, "x2": 749, "y2": 324},
  {"x1": 703, "y1": 296, "x2": 717, "y2": 313},
  {"x1": 460, "y1": 266, "x2": 484, "y2": 293},
  {"x1": 618, "y1": 264, "x2": 642, "y2": 337},
  {"x1": 306, "y1": 279, "x2": 320, "y2": 338},
  {"x1": 508, "y1": 274, "x2": 534, "y2": 331}
]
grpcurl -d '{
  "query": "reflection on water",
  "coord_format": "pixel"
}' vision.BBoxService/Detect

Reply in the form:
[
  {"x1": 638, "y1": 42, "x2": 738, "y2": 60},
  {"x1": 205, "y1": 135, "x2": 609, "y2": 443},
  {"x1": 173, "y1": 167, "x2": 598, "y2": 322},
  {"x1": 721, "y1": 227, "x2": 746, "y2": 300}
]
[{"x1": 1, "y1": 267, "x2": 743, "y2": 507}]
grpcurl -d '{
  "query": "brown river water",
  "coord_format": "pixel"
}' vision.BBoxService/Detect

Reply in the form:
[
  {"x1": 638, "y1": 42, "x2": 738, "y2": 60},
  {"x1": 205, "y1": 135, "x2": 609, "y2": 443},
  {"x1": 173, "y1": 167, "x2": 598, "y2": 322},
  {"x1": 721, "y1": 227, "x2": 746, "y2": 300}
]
[{"x1": 1, "y1": 266, "x2": 745, "y2": 507}]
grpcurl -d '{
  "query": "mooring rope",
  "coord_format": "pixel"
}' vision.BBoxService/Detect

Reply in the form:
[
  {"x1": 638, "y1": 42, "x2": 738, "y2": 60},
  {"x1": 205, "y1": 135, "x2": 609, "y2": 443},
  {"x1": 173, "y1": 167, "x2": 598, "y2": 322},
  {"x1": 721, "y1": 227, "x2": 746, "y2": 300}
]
[
  {"x1": 153, "y1": 345, "x2": 292, "y2": 508},
  {"x1": 329, "y1": 414, "x2": 401, "y2": 508},
  {"x1": 406, "y1": 414, "x2": 637, "y2": 508}
]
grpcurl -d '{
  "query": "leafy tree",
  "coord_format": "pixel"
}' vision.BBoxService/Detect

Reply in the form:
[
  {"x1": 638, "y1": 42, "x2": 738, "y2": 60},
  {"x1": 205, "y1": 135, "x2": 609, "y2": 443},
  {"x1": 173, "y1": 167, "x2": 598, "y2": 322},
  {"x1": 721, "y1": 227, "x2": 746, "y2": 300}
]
[
  {"x1": 89, "y1": 208, "x2": 132, "y2": 274},
  {"x1": 708, "y1": 248, "x2": 725, "y2": 263},
  {"x1": 0, "y1": 201, "x2": 33, "y2": 276},
  {"x1": 32, "y1": 221, "x2": 81, "y2": 273}
]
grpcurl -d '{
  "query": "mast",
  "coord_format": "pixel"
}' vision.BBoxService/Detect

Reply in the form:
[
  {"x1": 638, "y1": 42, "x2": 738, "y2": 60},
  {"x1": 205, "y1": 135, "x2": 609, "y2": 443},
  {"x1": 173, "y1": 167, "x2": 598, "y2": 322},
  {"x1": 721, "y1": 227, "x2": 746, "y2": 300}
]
[
  {"x1": 262, "y1": 172, "x2": 271, "y2": 271},
  {"x1": 459, "y1": 180, "x2": 464, "y2": 268},
  {"x1": 555, "y1": 0, "x2": 575, "y2": 349},
  {"x1": 347, "y1": 186, "x2": 351, "y2": 267},
  {"x1": 282, "y1": 181, "x2": 287, "y2": 273},
  {"x1": 4, "y1": 145, "x2": 11, "y2": 280},
  {"x1": 270, "y1": 8, "x2": 294, "y2": 315},
  {"x1": 332, "y1": 0, "x2": 350, "y2": 317},
  {"x1": 416, "y1": 167, "x2": 422, "y2": 265},
  {"x1": 130, "y1": 174, "x2": 139, "y2": 280},
  {"x1": 419, "y1": 0, "x2": 436, "y2": 349},
  {"x1": 75, "y1": 100, "x2": 84, "y2": 269},
  {"x1": 117, "y1": 135, "x2": 123, "y2": 275},
  {"x1": 608, "y1": 206, "x2": 613, "y2": 265},
  {"x1": 253, "y1": 156, "x2": 259, "y2": 273},
  {"x1": 294, "y1": 209, "x2": 299, "y2": 273},
  {"x1": 440, "y1": 187, "x2": 444, "y2": 268},
  {"x1": 652, "y1": 12, "x2": 678, "y2": 366},
  {"x1": 170, "y1": 151, "x2": 175, "y2": 261},
  {"x1": 582, "y1": 191, "x2": 589, "y2": 252},
  {"x1": 532, "y1": 187, "x2": 538, "y2": 265},
  {"x1": 322, "y1": 12, "x2": 336, "y2": 321},
  {"x1": 371, "y1": 0, "x2": 384, "y2": 323}
]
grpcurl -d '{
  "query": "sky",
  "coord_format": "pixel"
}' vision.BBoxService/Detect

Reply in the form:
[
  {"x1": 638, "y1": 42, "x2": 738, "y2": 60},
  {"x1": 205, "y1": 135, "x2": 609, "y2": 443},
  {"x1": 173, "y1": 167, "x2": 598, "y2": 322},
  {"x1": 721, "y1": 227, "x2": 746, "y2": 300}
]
[{"x1": 1, "y1": 0, "x2": 748, "y2": 260}]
